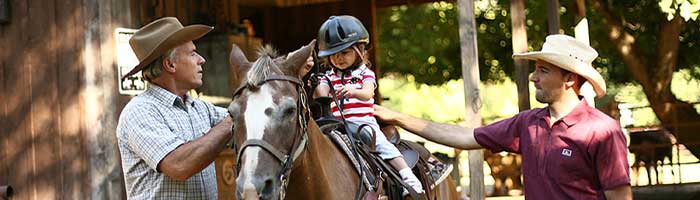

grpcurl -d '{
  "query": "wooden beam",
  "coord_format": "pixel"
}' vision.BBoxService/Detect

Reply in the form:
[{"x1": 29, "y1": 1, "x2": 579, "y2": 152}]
[
  {"x1": 28, "y1": 0, "x2": 60, "y2": 198},
  {"x1": 5, "y1": 1, "x2": 33, "y2": 199},
  {"x1": 510, "y1": 0, "x2": 530, "y2": 111},
  {"x1": 376, "y1": 0, "x2": 454, "y2": 8},
  {"x1": 57, "y1": 0, "x2": 88, "y2": 198},
  {"x1": 457, "y1": 0, "x2": 484, "y2": 199},
  {"x1": 547, "y1": 0, "x2": 560, "y2": 34}
]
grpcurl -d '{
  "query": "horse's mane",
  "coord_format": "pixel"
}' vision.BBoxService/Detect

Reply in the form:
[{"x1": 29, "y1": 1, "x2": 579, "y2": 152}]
[{"x1": 246, "y1": 45, "x2": 279, "y2": 87}]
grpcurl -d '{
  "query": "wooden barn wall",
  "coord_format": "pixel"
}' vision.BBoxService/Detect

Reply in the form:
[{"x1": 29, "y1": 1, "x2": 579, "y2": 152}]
[
  {"x1": 128, "y1": 0, "x2": 380, "y2": 97},
  {"x1": 130, "y1": 0, "x2": 240, "y2": 30},
  {"x1": 246, "y1": 0, "x2": 378, "y2": 69},
  {"x1": 130, "y1": 0, "x2": 246, "y2": 98},
  {"x1": 0, "y1": 0, "x2": 131, "y2": 199}
]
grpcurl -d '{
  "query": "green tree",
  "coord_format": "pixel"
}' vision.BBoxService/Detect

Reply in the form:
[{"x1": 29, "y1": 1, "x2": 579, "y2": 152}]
[{"x1": 587, "y1": 0, "x2": 700, "y2": 157}]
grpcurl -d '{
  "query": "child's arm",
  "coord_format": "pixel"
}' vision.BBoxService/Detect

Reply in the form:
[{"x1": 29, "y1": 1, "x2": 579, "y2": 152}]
[
  {"x1": 314, "y1": 84, "x2": 330, "y2": 98},
  {"x1": 338, "y1": 82, "x2": 375, "y2": 101}
]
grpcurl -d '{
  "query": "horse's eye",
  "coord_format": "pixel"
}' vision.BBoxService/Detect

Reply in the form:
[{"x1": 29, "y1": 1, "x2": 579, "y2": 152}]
[
  {"x1": 283, "y1": 106, "x2": 296, "y2": 117},
  {"x1": 277, "y1": 97, "x2": 297, "y2": 118}
]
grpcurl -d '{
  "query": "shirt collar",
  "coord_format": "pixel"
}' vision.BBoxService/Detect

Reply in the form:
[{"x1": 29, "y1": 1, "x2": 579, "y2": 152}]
[
  {"x1": 537, "y1": 98, "x2": 590, "y2": 127},
  {"x1": 146, "y1": 84, "x2": 193, "y2": 109},
  {"x1": 330, "y1": 64, "x2": 367, "y2": 76}
]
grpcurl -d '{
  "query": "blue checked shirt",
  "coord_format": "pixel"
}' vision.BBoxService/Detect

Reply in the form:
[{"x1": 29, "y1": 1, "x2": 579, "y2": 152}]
[{"x1": 117, "y1": 84, "x2": 228, "y2": 199}]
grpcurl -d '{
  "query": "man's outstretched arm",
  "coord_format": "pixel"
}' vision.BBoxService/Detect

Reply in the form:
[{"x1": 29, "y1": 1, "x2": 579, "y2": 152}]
[{"x1": 374, "y1": 105, "x2": 481, "y2": 150}]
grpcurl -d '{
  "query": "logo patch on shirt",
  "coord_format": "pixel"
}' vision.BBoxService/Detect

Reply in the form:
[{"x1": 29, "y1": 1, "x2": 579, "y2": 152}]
[{"x1": 561, "y1": 149, "x2": 572, "y2": 157}]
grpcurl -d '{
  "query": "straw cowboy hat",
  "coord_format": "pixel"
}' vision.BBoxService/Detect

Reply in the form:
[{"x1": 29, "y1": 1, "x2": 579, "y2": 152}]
[
  {"x1": 512, "y1": 34, "x2": 606, "y2": 97},
  {"x1": 122, "y1": 17, "x2": 213, "y2": 80}
]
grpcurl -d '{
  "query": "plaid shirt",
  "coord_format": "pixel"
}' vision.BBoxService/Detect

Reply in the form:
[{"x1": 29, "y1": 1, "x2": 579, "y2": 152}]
[{"x1": 117, "y1": 84, "x2": 228, "y2": 199}]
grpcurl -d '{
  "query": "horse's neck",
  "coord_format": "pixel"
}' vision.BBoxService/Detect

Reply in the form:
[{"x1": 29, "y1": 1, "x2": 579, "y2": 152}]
[{"x1": 287, "y1": 121, "x2": 360, "y2": 199}]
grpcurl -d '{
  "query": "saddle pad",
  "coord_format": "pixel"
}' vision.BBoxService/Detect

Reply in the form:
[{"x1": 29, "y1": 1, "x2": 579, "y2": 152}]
[{"x1": 327, "y1": 130, "x2": 375, "y2": 191}]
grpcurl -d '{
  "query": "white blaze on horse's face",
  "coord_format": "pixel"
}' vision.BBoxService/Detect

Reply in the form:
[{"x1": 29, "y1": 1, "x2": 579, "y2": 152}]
[{"x1": 241, "y1": 84, "x2": 275, "y2": 188}]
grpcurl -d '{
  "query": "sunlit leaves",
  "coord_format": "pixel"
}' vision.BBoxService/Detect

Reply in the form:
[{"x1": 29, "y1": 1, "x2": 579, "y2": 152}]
[
  {"x1": 377, "y1": 0, "x2": 700, "y2": 86},
  {"x1": 659, "y1": 0, "x2": 700, "y2": 21}
]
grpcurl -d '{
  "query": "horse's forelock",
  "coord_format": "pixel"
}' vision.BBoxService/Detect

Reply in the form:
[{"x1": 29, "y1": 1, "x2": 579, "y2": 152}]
[{"x1": 246, "y1": 45, "x2": 279, "y2": 87}]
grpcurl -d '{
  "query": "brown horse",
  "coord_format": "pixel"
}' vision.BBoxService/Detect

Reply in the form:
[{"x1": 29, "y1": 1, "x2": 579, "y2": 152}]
[{"x1": 227, "y1": 40, "x2": 458, "y2": 200}]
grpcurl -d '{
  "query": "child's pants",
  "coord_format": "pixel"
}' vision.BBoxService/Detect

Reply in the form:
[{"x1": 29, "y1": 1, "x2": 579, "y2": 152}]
[{"x1": 346, "y1": 120, "x2": 402, "y2": 160}]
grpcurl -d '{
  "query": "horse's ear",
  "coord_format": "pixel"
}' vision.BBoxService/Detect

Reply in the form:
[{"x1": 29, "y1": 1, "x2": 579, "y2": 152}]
[
  {"x1": 280, "y1": 40, "x2": 315, "y2": 78},
  {"x1": 230, "y1": 44, "x2": 251, "y2": 91}
]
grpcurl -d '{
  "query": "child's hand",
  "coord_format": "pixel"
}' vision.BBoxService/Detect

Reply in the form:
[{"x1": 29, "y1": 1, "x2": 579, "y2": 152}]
[{"x1": 336, "y1": 85, "x2": 356, "y2": 97}]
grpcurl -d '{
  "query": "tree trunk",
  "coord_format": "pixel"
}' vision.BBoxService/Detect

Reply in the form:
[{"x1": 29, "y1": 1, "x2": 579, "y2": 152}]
[{"x1": 591, "y1": 0, "x2": 700, "y2": 158}]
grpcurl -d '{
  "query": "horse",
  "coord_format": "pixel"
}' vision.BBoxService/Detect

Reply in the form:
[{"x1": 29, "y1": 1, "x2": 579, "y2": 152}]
[
  {"x1": 483, "y1": 150, "x2": 522, "y2": 196},
  {"x1": 227, "y1": 40, "x2": 458, "y2": 200},
  {"x1": 628, "y1": 129, "x2": 676, "y2": 185}
]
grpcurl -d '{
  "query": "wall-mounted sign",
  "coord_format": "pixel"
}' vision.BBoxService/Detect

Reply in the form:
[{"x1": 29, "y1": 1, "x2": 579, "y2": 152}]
[{"x1": 116, "y1": 28, "x2": 147, "y2": 95}]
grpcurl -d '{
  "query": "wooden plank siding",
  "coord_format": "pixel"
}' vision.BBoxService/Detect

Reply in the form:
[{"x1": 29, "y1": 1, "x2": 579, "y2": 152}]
[
  {"x1": 28, "y1": 0, "x2": 60, "y2": 199},
  {"x1": 5, "y1": 1, "x2": 34, "y2": 199},
  {"x1": 0, "y1": 0, "x2": 7, "y2": 193},
  {"x1": 0, "y1": 0, "x2": 130, "y2": 199},
  {"x1": 0, "y1": 3, "x2": 6, "y2": 190},
  {"x1": 56, "y1": 0, "x2": 89, "y2": 199}
]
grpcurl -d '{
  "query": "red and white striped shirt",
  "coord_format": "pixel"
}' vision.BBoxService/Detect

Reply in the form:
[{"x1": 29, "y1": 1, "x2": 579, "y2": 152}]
[{"x1": 320, "y1": 64, "x2": 377, "y2": 123}]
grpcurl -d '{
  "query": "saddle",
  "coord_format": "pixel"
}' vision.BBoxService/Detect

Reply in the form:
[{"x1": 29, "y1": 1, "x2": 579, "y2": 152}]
[{"x1": 311, "y1": 97, "x2": 453, "y2": 200}]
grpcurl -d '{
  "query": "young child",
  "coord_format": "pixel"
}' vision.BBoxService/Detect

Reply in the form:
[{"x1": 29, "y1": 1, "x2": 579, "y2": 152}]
[{"x1": 314, "y1": 15, "x2": 424, "y2": 194}]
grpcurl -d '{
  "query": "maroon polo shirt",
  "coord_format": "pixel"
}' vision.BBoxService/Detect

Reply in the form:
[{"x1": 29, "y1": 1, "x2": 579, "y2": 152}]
[{"x1": 474, "y1": 99, "x2": 630, "y2": 199}]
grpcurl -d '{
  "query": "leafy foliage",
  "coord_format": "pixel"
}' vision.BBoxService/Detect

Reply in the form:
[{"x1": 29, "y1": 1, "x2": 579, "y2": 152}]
[
  {"x1": 378, "y1": 75, "x2": 545, "y2": 125},
  {"x1": 376, "y1": 0, "x2": 700, "y2": 85}
]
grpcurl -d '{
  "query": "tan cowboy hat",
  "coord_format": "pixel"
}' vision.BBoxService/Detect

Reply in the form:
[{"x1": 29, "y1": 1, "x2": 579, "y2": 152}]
[
  {"x1": 512, "y1": 34, "x2": 606, "y2": 97},
  {"x1": 122, "y1": 17, "x2": 213, "y2": 80}
]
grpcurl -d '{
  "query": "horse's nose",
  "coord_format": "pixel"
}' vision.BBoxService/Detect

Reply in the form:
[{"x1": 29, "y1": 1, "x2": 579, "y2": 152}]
[{"x1": 237, "y1": 176, "x2": 277, "y2": 199}]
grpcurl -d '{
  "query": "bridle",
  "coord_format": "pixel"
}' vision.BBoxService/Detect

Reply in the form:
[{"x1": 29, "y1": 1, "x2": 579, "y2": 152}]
[{"x1": 231, "y1": 74, "x2": 310, "y2": 200}]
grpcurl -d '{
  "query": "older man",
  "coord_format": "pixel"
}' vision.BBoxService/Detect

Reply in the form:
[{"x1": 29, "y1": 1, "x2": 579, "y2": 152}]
[
  {"x1": 375, "y1": 34, "x2": 632, "y2": 199},
  {"x1": 116, "y1": 17, "x2": 233, "y2": 199}
]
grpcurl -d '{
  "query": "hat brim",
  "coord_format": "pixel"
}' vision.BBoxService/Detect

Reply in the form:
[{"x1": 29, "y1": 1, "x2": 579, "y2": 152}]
[
  {"x1": 122, "y1": 25, "x2": 213, "y2": 80},
  {"x1": 513, "y1": 51, "x2": 607, "y2": 97},
  {"x1": 318, "y1": 40, "x2": 358, "y2": 57}
]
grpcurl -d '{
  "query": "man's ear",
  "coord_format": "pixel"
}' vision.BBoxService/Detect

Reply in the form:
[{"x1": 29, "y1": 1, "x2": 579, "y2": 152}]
[
  {"x1": 565, "y1": 73, "x2": 579, "y2": 88},
  {"x1": 162, "y1": 57, "x2": 177, "y2": 73}
]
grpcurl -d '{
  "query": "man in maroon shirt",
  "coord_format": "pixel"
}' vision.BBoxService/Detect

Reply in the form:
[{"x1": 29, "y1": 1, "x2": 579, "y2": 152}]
[{"x1": 375, "y1": 34, "x2": 632, "y2": 199}]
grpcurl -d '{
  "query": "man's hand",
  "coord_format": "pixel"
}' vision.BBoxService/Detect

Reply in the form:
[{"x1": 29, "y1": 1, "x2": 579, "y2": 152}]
[
  {"x1": 299, "y1": 56, "x2": 314, "y2": 76},
  {"x1": 374, "y1": 105, "x2": 402, "y2": 125}
]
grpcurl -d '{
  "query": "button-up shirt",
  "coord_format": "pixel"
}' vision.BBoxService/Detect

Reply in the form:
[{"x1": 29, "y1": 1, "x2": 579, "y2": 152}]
[
  {"x1": 474, "y1": 99, "x2": 630, "y2": 199},
  {"x1": 117, "y1": 84, "x2": 227, "y2": 199}
]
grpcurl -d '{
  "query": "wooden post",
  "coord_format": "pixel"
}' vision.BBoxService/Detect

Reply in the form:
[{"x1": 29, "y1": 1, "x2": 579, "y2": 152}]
[
  {"x1": 510, "y1": 0, "x2": 530, "y2": 111},
  {"x1": 574, "y1": 0, "x2": 596, "y2": 106},
  {"x1": 546, "y1": 0, "x2": 560, "y2": 34},
  {"x1": 457, "y1": 0, "x2": 484, "y2": 199}
]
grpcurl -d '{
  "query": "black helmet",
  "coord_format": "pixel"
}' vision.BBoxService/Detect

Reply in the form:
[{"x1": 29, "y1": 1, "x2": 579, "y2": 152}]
[{"x1": 317, "y1": 15, "x2": 369, "y2": 57}]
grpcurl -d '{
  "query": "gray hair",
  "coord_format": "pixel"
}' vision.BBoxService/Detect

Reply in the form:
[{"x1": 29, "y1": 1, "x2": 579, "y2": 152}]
[{"x1": 142, "y1": 47, "x2": 180, "y2": 82}]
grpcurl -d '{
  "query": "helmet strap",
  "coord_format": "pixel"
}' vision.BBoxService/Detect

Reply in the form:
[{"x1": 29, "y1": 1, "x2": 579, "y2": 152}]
[{"x1": 352, "y1": 45, "x2": 365, "y2": 64}]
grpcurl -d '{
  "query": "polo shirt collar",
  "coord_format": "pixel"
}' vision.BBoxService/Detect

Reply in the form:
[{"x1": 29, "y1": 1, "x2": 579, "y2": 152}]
[
  {"x1": 558, "y1": 98, "x2": 590, "y2": 127},
  {"x1": 537, "y1": 98, "x2": 590, "y2": 127}
]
